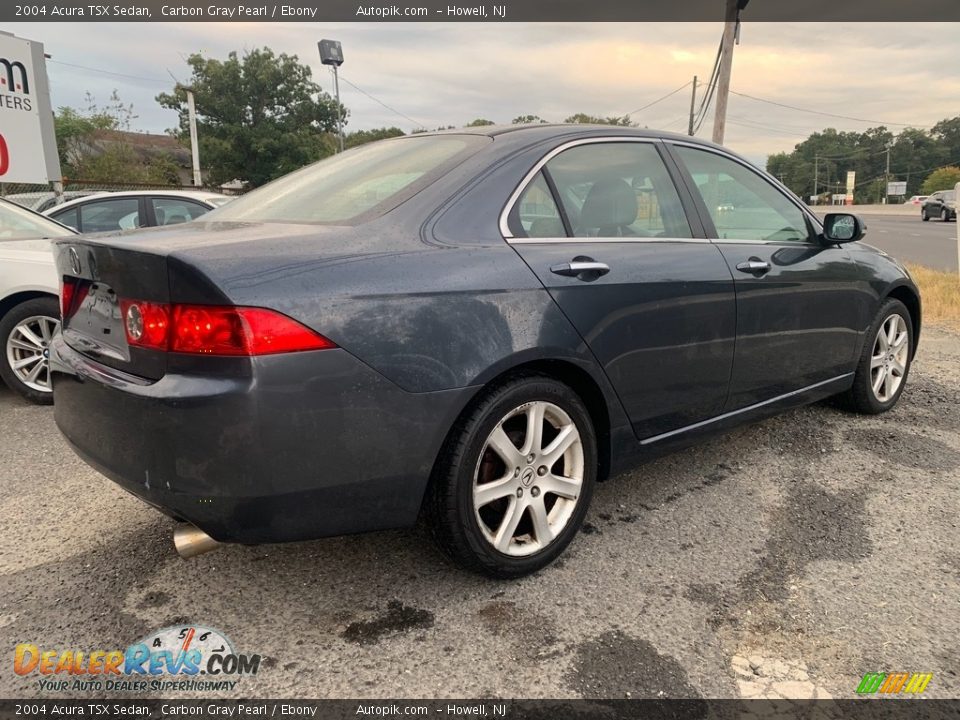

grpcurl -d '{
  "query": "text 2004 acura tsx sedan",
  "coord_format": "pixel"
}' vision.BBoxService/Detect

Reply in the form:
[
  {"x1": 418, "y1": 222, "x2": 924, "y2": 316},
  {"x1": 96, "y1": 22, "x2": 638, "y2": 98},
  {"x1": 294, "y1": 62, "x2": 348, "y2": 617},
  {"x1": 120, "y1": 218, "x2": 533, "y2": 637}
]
[{"x1": 50, "y1": 126, "x2": 920, "y2": 577}]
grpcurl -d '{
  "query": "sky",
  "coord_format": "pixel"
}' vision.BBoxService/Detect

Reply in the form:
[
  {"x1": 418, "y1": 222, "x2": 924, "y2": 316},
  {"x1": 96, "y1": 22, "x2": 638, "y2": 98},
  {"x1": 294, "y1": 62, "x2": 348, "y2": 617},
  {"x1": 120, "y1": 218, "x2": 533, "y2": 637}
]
[{"x1": 8, "y1": 21, "x2": 960, "y2": 166}]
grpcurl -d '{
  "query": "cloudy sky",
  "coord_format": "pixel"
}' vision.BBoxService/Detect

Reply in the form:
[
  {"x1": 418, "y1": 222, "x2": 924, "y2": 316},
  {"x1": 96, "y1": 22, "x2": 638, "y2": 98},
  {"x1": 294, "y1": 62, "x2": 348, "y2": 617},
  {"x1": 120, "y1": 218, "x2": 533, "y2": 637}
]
[{"x1": 9, "y1": 21, "x2": 960, "y2": 165}]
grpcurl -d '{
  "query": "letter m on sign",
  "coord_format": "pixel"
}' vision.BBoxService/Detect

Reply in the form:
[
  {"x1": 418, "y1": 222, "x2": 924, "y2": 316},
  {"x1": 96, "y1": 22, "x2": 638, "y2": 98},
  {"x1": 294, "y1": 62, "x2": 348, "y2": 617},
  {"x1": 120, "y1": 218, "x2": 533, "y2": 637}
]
[{"x1": 856, "y1": 673, "x2": 886, "y2": 694}]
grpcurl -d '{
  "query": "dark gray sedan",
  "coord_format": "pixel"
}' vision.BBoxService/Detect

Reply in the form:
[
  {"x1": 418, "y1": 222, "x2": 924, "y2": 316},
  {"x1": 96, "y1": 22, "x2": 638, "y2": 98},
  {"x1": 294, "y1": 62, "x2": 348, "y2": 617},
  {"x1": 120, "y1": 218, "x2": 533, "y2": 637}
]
[{"x1": 50, "y1": 126, "x2": 920, "y2": 577}]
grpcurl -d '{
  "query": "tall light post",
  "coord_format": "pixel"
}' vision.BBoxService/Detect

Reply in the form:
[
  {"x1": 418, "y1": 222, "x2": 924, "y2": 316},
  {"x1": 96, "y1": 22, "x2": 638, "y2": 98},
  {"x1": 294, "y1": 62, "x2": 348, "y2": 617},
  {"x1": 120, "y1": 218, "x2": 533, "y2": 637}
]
[
  {"x1": 318, "y1": 39, "x2": 345, "y2": 153},
  {"x1": 176, "y1": 83, "x2": 202, "y2": 186}
]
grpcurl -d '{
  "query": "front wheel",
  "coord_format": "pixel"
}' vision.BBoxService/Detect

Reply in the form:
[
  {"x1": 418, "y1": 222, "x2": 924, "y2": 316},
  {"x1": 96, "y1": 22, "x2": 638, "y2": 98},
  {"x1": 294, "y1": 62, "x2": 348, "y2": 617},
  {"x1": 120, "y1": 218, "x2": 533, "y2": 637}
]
[
  {"x1": 0, "y1": 297, "x2": 60, "y2": 405},
  {"x1": 427, "y1": 375, "x2": 597, "y2": 578},
  {"x1": 942, "y1": 208, "x2": 951, "y2": 222},
  {"x1": 843, "y1": 298, "x2": 913, "y2": 414},
  {"x1": 921, "y1": 209, "x2": 929, "y2": 221}
]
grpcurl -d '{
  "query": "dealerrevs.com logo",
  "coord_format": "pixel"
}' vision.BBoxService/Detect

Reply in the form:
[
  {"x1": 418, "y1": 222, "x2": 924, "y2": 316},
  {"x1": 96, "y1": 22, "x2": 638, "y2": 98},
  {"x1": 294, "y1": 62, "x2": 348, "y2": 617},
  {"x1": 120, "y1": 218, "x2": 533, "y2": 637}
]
[{"x1": 14, "y1": 625, "x2": 262, "y2": 693}]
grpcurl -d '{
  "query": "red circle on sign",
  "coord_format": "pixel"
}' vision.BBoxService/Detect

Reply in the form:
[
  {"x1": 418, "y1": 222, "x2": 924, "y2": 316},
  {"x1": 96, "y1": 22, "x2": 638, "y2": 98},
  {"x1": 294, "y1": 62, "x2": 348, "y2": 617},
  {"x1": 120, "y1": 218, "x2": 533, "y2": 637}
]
[{"x1": 0, "y1": 134, "x2": 9, "y2": 176}]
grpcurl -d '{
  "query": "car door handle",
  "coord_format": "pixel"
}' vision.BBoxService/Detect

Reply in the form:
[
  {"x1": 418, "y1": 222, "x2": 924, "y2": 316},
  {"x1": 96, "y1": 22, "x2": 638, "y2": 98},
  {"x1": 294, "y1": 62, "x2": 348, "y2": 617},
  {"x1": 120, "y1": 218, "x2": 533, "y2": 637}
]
[
  {"x1": 550, "y1": 260, "x2": 610, "y2": 279},
  {"x1": 735, "y1": 259, "x2": 770, "y2": 275}
]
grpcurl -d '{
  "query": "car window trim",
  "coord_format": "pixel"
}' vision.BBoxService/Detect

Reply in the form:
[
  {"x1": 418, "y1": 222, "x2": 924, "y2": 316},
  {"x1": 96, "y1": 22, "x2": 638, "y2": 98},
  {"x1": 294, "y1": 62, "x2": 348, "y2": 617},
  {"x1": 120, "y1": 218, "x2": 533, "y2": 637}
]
[{"x1": 664, "y1": 140, "x2": 825, "y2": 246}]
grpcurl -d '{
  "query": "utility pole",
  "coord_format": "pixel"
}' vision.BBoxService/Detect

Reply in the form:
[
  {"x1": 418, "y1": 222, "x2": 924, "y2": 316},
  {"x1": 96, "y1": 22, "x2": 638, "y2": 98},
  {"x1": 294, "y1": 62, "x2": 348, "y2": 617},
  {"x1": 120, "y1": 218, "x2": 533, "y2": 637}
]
[
  {"x1": 813, "y1": 155, "x2": 819, "y2": 203},
  {"x1": 712, "y1": 0, "x2": 748, "y2": 145},
  {"x1": 884, "y1": 144, "x2": 891, "y2": 204},
  {"x1": 687, "y1": 75, "x2": 698, "y2": 136},
  {"x1": 318, "y1": 39, "x2": 345, "y2": 153},
  {"x1": 184, "y1": 88, "x2": 202, "y2": 187}
]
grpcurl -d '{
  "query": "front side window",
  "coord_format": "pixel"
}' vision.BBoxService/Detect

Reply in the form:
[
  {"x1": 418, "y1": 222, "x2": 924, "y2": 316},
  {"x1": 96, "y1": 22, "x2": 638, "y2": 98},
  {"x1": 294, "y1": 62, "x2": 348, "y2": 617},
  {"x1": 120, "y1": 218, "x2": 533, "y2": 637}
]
[
  {"x1": 544, "y1": 142, "x2": 691, "y2": 238},
  {"x1": 676, "y1": 146, "x2": 812, "y2": 243}
]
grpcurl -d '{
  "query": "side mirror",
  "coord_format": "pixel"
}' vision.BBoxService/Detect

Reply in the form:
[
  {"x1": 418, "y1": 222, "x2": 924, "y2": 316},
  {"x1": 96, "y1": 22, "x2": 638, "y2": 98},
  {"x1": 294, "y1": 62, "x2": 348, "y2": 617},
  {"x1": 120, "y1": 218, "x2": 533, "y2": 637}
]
[{"x1": 822, "y1": 213, "x2": 866, "y2": 244}]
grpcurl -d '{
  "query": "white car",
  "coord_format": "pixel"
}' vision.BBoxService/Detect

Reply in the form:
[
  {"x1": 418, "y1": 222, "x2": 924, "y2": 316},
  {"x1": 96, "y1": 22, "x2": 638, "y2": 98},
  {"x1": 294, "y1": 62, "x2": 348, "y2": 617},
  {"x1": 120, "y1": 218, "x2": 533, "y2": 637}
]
[
  {"x1": 43, "y1": 189, "x2": 231, "y2": 232},
  {"x1": 0, "y1": 198, "x2": 75, "y2": 403},
  {"x1": 908, "y1": 195, "x2": 929, "y2": 205}
]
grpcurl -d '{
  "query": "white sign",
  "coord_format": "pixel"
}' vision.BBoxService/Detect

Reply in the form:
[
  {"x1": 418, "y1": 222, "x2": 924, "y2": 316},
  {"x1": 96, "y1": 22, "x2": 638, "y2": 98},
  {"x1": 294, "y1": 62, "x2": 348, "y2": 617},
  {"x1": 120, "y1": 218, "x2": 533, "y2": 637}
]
[
  {"x1": 0, "y1": 32, "x2": 61, "y2": 184},
  {"x1": 845, "y1": 170, "x2": 856, "y2": 205},
  {"x1": 887, "y1": 181, "x2": 907, "y2": 196}
]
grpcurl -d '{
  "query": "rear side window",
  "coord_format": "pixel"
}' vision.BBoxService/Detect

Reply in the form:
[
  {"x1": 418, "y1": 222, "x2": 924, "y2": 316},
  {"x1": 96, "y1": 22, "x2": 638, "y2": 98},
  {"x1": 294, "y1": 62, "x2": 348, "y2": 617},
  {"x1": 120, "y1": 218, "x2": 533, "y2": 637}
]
[
  {"x1": 207, "y1": 135, "x2": 489, "y2": 225},
  {"x1": 514, "y1": 172, "x2": 565, "y2": 237},
  {"x1": 676, "y1": 146, "x2": 812, "y2": 243},
  {"x1": 544, "y1": 142, "x2": 691, "y2": 238}
]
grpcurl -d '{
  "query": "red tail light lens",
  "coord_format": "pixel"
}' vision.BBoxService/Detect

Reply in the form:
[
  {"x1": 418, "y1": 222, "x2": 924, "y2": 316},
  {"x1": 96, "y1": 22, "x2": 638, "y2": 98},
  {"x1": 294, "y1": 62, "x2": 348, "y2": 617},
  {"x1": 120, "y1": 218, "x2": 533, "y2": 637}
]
[
  {"x1": 60, "y1": 278, "x2": 76, "y2": 319},
  {"x1": 120, "y1": 302, "x2": 335, "y2": 356}
]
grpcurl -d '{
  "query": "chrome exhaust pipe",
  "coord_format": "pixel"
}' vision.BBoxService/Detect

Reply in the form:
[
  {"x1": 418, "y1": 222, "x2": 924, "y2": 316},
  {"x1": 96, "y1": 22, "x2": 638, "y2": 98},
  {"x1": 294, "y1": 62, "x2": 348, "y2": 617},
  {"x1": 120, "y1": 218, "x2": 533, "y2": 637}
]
[{"x1": 173, "y1": 524, "x2": 220, "y2": 559}]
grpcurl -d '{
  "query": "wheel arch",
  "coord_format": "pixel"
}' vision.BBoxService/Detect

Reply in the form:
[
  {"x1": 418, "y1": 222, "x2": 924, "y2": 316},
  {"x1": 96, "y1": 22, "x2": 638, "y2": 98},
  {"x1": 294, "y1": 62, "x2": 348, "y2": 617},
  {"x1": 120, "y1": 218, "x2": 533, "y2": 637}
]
[
  {"x1": 0, "y1": 290, "x2": 58, "y2": 323},
  {"x1": 885, "y1": 283, "x2": 921, "y2": 358}
]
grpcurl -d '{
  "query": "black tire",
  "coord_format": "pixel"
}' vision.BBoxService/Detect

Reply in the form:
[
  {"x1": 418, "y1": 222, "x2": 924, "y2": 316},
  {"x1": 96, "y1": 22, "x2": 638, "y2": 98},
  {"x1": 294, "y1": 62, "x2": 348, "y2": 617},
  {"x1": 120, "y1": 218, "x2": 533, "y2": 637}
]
[
  {"x1": 0, "y1": 296, "x2": 60, "y2": 405},
  {"x1": 921, "y1": 208, "x2": 929, "y2": 221},
  {"x1": 842, "y1": 298, "x2": 913, "y2": 414},
  {"x1": 941, "y1": 208, "x2": 950, "y2": 222},
  {"x1": 426, "y1": 374, "x2": 597, "y2": 578}
]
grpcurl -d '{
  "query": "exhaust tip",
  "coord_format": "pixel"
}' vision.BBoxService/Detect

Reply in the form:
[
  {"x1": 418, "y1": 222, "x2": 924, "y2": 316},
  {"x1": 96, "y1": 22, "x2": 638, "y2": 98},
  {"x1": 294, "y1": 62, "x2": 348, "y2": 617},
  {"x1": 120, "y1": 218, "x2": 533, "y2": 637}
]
[{"x1": 173, "y1": 524, "x2": 220, "y2": 559}]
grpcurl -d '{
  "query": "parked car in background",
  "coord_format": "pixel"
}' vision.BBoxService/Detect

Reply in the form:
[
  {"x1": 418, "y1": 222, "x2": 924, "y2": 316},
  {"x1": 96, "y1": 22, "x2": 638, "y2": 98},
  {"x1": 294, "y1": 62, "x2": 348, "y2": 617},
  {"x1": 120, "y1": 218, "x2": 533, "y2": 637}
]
[
  {"x1": 44, "y1": 190, "x2": 232, "y2": 232},
  {"x1": 907, "y1": 195, "x2": 928, "y2": 205},
  {"x1": 921, "y1": 190, "x2": 956, "y2": 221},
  {"x1": 50, "y1": 127, "x2": 921, "y2": 577},
  {"x1": 5, "y1": 191, "x2": 101, "y2": 213},
  {"x1": 0, "y1": 198, "x2": 76, "y2": 404}
]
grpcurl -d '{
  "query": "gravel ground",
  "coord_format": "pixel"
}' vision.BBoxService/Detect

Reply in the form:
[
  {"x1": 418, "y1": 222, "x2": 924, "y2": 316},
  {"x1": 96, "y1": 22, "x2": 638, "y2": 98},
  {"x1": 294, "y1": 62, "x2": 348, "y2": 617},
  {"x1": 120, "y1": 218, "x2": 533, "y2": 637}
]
[{"x1": 1, "y1": 328, "x2": 958, "y2": 700}]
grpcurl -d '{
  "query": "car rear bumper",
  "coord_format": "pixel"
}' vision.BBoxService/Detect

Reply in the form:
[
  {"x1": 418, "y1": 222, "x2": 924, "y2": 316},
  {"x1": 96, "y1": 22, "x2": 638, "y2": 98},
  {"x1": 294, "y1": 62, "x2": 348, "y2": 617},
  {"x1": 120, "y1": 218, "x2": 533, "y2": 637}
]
[{"x1": 50, "y1": 336, "x2": 475, "y2": 544}]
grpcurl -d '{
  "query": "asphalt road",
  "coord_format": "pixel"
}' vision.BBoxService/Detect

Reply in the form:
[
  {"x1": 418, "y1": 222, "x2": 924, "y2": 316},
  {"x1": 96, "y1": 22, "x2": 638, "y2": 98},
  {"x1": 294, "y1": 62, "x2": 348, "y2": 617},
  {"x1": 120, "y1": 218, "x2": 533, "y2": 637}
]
[
  {"x1": 1, "y1": 329, "x2": 958, "y2": 701},
  {"x1": 847, "y1": 213, "x2": 957, "y2": 272}
]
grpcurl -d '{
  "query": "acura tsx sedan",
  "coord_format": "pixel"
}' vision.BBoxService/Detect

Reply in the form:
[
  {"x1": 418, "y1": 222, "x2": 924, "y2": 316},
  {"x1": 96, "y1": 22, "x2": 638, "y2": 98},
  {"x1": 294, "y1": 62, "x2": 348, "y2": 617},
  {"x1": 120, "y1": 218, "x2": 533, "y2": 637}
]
[{"x1": 50, "y1": 125, "x2": 920, "y2": 577}]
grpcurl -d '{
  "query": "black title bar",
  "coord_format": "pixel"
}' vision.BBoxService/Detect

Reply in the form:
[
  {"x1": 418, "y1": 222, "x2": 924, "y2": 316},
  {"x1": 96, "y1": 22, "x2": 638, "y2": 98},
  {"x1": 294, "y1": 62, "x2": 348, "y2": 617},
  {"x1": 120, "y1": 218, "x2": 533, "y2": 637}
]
[{"x1": 3, "y1": 0, "x2": 960, "y2": 22}]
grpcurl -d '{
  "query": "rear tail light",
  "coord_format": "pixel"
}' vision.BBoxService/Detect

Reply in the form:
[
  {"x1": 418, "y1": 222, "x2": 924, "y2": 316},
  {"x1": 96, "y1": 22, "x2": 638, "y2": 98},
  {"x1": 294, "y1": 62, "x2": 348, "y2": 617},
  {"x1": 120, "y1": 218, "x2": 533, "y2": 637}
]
[
  {"x1": 60, "y1": 277, "x2": 78, "y2": 319},
  {"x1": 120, "y1": 301, "x2": 336, "y2": 356}
]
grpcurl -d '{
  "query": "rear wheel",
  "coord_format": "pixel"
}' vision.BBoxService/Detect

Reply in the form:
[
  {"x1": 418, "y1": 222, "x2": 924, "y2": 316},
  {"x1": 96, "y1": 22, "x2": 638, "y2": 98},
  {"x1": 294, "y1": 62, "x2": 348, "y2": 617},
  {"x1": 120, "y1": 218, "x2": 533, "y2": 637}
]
[
  {"x1": 427, "y1": 375, "x2": 597, "y2": 578},
  {"x1": 942, "y1": 208, "x2": 951, "y2": 222},
  {"x1": 0, "y1": 297, "x2": 60, "y2": 405},
  {"x1": 843, "y1": 298, "x2": 913, "y2": 414}
]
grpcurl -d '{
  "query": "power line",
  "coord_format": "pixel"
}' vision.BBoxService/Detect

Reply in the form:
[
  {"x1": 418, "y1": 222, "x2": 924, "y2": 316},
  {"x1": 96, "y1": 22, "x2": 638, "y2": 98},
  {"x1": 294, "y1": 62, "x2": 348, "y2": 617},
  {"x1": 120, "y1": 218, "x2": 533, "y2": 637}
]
[
  {"x1": 624, "y1": 81, "x2": 691, "y2": 117},
  {"x1": 691, "y1": 37, "x2": 724, "y2": 135},
  {"x1": 48, "y1": 59, "x2": 169, "y2": 86},
  {"x1": 729, "y1": 90, "x2": 919, "y2": 127},
  {"x1": 336, "y1": 73, "x2": 425, "y2": 129}
]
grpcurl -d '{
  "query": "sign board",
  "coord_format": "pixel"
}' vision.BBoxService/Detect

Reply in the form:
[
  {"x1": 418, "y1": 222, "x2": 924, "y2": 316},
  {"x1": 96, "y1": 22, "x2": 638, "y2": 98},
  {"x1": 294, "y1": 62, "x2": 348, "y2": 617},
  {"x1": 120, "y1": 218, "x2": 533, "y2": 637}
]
[
  {"x1": 845, "y1": 170, "x2": 856, "y2": 205},
  {"x1": 0, "y1": 32, "x2": 61, "y2": 184},
  {"x1": 887, "y1": 181, "x2": 907, "y2": 196}
]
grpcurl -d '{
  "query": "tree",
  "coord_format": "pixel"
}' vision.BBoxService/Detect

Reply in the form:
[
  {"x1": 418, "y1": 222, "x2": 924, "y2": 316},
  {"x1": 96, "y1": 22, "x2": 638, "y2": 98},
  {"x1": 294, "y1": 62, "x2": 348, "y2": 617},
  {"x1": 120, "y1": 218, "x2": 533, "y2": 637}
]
[
  {"x1": 157, "y1": 48, "x2": 344, "y2": 187},
  {"x1": 921, "y1": 166, "x2": 960, "y2": 195},
  {"x1": 563, "y1": 113, "x2": 636, "y2": 126},
  {"x1": 512, "y1": 115, "x2": 548, "y2": 124},
  {"x1": 465, "y1": 118, "x2": 495, "y2": 127},
  {"x1": 345, "y1": 127, "x2": 405, "y2": 149}
]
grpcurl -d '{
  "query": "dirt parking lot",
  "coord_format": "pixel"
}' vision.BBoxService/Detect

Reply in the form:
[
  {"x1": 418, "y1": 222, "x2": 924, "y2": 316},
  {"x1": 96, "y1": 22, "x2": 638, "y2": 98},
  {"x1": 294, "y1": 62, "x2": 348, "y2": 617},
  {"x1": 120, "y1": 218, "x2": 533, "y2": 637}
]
[{"x1": 1, "y1": 328, "x2": 958, "y2": 700}]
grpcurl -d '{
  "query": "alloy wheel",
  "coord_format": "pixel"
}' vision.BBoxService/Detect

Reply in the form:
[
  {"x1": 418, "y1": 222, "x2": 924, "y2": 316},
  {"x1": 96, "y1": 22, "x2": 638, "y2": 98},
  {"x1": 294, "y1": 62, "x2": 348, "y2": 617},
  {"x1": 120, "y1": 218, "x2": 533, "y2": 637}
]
[
  {"x1": 870, "y1": 313, "x2": 909, "y2": 403},
  {"x1": 5, "y1": 315, "x2": 59, "y2": 393},
  {"x1": 472, "y1": 400, "x2": 584, "y2": 556}
]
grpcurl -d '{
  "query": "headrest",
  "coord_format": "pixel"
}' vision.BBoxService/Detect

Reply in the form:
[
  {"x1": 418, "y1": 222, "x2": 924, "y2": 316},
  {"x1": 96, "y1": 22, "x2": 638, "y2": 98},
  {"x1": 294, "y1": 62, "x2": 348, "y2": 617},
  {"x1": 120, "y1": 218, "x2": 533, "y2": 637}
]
[{"x1": 579, "y1": 178, "x2": 638, "y2": 229}]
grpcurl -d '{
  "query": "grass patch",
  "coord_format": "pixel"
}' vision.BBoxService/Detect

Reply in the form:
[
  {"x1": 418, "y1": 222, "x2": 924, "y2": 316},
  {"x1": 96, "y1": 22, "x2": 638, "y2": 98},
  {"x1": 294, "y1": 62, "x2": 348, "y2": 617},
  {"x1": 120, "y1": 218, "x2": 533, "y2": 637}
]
[{"x1": 906, "y1": 263, "x2": 960, "y2": 331}]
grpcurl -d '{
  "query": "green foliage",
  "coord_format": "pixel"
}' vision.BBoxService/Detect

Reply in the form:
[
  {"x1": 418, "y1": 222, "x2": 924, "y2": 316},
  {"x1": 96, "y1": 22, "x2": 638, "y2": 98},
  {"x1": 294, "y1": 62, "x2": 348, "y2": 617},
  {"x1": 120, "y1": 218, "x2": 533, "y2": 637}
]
[
  {"x1": 512, "y1": 115, "x2": 548, "y2": 124},
  {"x1": 157, "y1": 47, "x2": 344, "y2": 187},
  {"x1": 766, "y1": 119, "x2": 960, "y2": 202},
  {"x1": 563, "y1": 113, "x2": 636, "y2": 127},
  {"x1": 345, "y1": 127, "x2": 405, "y2": 149},
  {"x1": 465, "y1": 118, "x2": 495, "y2": 127},
  {"x1": 921, "y1": 166, "x2": 960, "y2": 195}
]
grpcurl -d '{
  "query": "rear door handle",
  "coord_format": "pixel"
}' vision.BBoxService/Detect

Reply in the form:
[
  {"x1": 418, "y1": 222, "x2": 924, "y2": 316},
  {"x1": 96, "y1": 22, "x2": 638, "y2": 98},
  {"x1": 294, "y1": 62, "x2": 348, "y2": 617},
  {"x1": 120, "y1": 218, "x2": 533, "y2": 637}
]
[
  {"x1": 550, "y1": 260, "x2": 610, "y2": 279},
  {"x1": 735, "y1": 259, "x2": 770, "y2": 275}
]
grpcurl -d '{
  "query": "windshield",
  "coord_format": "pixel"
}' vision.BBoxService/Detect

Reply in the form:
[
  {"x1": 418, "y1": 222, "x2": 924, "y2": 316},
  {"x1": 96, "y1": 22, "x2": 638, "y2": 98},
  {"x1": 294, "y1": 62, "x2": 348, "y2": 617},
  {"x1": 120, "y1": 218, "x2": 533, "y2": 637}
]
[
  {"x1": 0, "y1": 199, "x2": 75, "y2": 240},
  {"x1": 207, "y1": 134, "x2": 489, "y2": 225}
]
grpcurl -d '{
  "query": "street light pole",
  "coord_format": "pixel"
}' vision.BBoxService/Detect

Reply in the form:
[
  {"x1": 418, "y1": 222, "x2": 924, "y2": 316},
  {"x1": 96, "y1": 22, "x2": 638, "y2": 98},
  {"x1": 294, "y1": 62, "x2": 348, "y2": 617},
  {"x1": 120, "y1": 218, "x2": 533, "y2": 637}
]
[
  {"x1": 332, "y1": 65, "x2": 344, "y2": 153},
  {"x1": 185, "y1": 88, "x2": 202, "y2": 187},
  {"x1": 687, "y1": 75, "x2": 698, "y2": 136},
  {"x1": 318, "y1": 39, "x2": 345, "y2": 154}
]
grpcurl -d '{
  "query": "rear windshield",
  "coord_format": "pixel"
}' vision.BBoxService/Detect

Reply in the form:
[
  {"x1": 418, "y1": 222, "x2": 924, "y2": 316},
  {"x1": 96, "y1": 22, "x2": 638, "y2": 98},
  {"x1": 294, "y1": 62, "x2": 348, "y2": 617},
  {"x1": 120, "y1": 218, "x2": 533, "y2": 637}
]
[
  {"x1": 207, "y1": 134, "x2": 489, "y2": 225},
  {"x1": 0, "y1": 199, "x2": 75, "y2": 240}
]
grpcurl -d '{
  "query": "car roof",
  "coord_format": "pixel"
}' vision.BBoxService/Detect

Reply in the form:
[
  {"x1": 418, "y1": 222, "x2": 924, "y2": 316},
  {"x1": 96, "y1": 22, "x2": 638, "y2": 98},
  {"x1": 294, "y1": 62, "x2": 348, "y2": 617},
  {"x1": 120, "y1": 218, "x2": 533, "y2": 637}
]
[{"x1": 44, "y1": 189, "x2": 230, "y2": 213}]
